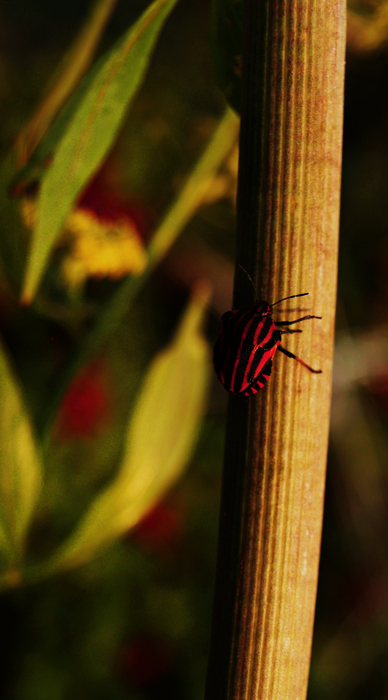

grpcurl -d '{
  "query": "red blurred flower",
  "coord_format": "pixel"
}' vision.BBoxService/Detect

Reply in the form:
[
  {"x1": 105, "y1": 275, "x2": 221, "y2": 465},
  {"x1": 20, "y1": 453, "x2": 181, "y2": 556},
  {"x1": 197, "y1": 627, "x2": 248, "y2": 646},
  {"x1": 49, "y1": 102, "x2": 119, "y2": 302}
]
[
  {"x1": 78, "y1": 177, "x2": 152, "y2": 238},
  {"x1": 368, "y1": 373, "x2": 388, "y2": 411},
  {"x1": 56, "y1": 362, "x2": 111, "y2": 439},
  {"x1": 131, "y1": 501, "x2": 184, "y2": 555},
  {"x1": 119, "y1": 636, "x2": 172, "y2": 688}
]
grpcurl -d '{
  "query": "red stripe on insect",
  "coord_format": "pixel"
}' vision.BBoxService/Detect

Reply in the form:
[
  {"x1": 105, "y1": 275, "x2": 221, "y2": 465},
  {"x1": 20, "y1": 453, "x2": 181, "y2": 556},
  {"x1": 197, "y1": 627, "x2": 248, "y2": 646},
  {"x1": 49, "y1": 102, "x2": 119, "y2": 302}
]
[
  {"x1": 242, "y1": 321, "x2": 274, "y2": 388},
  {"x1": 229, "y1": 313, "x2": 257, "y2": 392}
]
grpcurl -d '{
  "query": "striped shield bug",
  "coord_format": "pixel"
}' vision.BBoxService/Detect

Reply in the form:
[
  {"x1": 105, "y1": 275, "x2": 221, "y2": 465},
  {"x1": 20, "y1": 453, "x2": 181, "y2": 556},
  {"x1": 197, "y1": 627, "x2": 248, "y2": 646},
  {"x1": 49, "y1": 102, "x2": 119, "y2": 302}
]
[{"x1": 213, "y1": 268, "x2": 322, "y2": 396}]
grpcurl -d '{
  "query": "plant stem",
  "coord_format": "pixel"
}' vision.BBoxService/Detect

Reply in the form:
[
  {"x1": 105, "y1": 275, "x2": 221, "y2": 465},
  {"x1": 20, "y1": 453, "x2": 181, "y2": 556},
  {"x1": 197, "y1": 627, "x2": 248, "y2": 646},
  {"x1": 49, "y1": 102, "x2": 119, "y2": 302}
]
[{"x1": 205, "y1": 2, "x2": 346, "y2": 699}]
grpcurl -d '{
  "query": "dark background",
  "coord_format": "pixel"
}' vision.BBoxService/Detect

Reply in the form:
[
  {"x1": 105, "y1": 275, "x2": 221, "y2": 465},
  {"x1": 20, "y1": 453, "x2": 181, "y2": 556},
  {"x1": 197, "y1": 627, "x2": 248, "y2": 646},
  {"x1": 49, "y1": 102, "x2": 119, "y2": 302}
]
[{"x1": 1, "y1": 1, "x2": 388, "y2": 698}]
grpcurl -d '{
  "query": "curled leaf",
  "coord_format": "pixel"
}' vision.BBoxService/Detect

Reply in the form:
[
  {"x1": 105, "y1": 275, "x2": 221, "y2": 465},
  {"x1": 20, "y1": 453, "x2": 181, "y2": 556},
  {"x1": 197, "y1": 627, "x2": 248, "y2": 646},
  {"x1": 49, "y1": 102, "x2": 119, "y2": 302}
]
[
  {"x1": 0, "y1": 339, "x2": 42, "y2": 566},
  {"x1": 42, "y1": 281, "x2": 212, "y2": 573}
]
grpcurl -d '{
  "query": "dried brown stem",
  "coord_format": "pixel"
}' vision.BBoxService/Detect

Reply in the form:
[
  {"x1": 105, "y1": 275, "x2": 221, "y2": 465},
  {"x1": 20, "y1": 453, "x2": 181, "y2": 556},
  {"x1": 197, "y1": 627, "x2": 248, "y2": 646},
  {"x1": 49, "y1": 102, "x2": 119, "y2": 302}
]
[{"x1": 206, "y1": 1, "x2": 346, "y2": 699}]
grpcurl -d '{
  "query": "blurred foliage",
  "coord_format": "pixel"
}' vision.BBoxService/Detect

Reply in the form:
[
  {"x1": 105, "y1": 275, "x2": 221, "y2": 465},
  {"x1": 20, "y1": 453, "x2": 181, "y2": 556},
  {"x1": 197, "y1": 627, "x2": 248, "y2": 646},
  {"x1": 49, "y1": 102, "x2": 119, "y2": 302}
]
[
  {"x1": 0, "y1": 0, "x2": 233, "y2": 696},
  {"x1": 308, "y1": 2, "x2": 388, "y2": 698},
  {"x1": 1, "y1": 0, "x2": 388, "y2": 699},
  {"x1": 39, "y1": 282, "x2": 212, "y2": 577},
  {"x1": 348, "y1": 0, "x2": 388, "y2": 52},
  {"x1": 21, "y1": 0, "x2": 181, "y2": 303},
  {"x1": 0, "y1": 339, "x2": 42, "y2": 570},
  {"x1": 15, "y1": 0, "x2": 120, "y2": 163},
  {"x1": 210, "y1": 0, "x2": 243, "y2": 114}
]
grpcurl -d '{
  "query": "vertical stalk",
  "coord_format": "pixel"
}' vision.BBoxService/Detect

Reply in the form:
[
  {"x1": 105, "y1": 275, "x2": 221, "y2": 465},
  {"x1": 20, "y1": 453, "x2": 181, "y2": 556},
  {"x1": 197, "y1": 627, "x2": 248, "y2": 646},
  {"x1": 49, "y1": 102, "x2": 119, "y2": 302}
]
[{"x1": 205, "y1": 2, "x2": 346, "y2": 700}]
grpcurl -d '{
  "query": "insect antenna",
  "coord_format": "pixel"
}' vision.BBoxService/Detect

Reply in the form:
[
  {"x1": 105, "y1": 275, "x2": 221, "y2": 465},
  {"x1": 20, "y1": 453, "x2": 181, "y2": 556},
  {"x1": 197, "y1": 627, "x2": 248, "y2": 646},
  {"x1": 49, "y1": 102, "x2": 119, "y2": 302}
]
[
  {"x1": 278, "y1": 345, "x2": 322, "y2": 373},
  {"x1": 237, "y1": 264, "x2": 258, "y2": 301},
  {"x1": 271, "y1": 292, "x2": 309, "y2": 308}
]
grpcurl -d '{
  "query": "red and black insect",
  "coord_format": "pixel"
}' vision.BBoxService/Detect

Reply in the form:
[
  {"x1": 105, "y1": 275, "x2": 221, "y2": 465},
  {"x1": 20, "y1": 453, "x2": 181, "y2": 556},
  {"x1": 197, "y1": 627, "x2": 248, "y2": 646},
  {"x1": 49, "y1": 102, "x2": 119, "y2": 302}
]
[{"x1": 213, "y1": 271, "x2": 322, "y2": 396}]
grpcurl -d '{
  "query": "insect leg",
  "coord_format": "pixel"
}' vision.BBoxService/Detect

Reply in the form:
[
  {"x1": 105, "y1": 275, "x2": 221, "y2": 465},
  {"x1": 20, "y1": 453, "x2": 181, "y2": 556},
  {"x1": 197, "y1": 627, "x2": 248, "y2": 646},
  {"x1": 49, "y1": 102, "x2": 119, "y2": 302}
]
[
  {"x1": 278, "y1": 345, "x2": 322, "y2": 373},
  {"x1": 276, "y1": 315, "x2": 322, "y2": 326},
  {"x1": 278, "y1": 328, "x2": 302, "y2": 335}
]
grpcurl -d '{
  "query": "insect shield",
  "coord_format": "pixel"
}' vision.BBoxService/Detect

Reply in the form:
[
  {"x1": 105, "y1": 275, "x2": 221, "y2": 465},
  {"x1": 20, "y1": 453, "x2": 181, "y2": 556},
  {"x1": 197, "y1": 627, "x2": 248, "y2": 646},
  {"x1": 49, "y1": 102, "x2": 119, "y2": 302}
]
[{"x1": 213, "y1": 269, "x2": 322, "y2": 396}]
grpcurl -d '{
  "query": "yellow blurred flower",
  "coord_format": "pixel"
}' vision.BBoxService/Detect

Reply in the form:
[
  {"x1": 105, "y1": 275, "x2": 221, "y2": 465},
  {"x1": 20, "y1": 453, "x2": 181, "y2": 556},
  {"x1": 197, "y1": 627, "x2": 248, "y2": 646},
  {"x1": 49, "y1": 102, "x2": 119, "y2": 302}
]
[
  {"x1": 62, "y1": 209, "x2": 147, "y2": 288},
  {"x1": 21, "y1": 196, "x2": 147, "y2": 290}
]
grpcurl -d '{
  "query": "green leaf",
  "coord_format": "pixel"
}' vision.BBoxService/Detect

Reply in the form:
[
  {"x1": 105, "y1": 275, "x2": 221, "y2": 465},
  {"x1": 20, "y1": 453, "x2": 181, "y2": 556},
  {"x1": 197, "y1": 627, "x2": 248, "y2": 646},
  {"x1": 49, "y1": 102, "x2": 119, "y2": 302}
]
[
  {"x1": 15, "y1": 0, "x2": 119, "y2": 168},
  {"x1": 10, "y1": 51, "x2": 113, "y2": 198},
  {"x1": 21, "y1": 0, "x2": 180, "y2": 304},
  {"x1": 210, "y1": 0, "x2": 243, "y2": 113},
  {"x1": 41, "y1": 281, "x2": 212, "y2": 574},
  {"x1": 0, "y1": 338, "x2": 42, "y2": 565},
  {"x1": 0, "y1": 151, "x2": 29, "y2": 291}
]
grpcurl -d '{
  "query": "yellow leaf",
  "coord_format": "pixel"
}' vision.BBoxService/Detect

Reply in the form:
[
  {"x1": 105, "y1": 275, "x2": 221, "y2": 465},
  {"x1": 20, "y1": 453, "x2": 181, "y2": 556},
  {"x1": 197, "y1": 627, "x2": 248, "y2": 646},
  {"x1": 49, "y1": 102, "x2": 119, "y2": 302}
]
[
  {"x1": 0, "y1": 340, "x2": 42, "y2": 566},
  {"x1": 41, "y1": 280, "x2": 212, "y2": 573}
]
